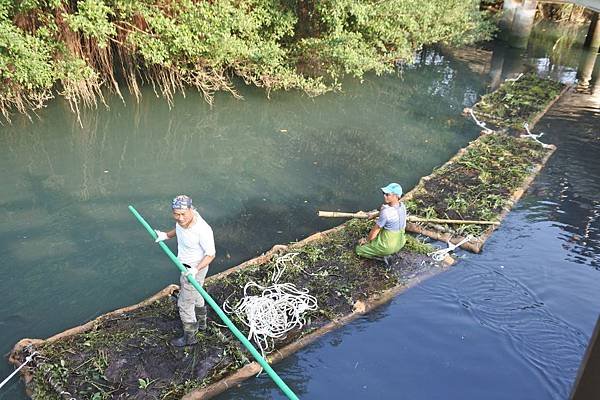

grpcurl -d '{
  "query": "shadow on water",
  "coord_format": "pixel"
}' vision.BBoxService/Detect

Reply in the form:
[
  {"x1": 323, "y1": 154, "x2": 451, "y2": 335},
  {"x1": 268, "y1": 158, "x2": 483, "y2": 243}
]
[{"x1": 421, "y1": 263, "x2": 589, "y2": 398}]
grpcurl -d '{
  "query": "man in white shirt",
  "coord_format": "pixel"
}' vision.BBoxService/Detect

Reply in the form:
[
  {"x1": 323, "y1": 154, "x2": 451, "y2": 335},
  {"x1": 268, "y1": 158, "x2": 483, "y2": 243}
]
[{"x1": 155, "y1": 195, "x2": 216, "y2": 347}]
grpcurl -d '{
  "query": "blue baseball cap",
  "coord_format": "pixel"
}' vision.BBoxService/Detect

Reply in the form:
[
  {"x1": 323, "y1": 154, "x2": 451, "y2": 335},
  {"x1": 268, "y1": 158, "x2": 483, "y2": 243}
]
[
  {"x1": 171, "y1": 195, "x2": 193, "y2": 210},
  {"x1": 381, "y1": 183, "x2": 403, "y2": 196}
]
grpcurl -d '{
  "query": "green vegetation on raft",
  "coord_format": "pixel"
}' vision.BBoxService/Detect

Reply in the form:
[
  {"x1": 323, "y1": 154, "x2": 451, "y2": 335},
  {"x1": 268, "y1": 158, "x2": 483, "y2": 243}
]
[
  {"x1": 26, "y1": 221, "x2": 434, "y2": 399},
  {"x1": 471, "y1": 73, "x2": 565, "y2": 131},
  {"x1": 406, "y1": 133, "x2": 551, "y2": 238},
  {"x1": 0, "y1": 0, "x2": 494, "y2": 120}
]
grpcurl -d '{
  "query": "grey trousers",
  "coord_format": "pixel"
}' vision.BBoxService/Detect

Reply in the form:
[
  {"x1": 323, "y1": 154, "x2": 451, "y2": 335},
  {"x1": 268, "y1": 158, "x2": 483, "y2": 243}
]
[{"x1": 178, "y1": 266, "x2": 209, "y2": 323}]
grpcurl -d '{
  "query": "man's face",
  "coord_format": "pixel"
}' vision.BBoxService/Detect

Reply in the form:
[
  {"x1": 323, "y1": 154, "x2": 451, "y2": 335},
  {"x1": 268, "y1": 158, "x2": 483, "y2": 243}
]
[
  {"x1": 383, "y1": 192, "x2": 398, "y2": 204},
  {"x1": 172, "y1": 208, "x2": 194, "y2": 227}
]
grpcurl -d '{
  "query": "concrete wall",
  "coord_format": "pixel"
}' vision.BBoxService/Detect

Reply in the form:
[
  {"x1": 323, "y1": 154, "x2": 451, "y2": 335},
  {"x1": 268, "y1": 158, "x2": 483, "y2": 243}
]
[{"x1": 500, "y1": 0, "x2": 539, "y2": 48}]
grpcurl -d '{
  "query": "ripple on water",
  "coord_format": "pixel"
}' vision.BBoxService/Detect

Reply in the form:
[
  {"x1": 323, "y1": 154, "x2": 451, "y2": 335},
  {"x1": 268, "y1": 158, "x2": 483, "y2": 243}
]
[{"x1": 452, "y1": 267, "x2": 588, "y2": 399}]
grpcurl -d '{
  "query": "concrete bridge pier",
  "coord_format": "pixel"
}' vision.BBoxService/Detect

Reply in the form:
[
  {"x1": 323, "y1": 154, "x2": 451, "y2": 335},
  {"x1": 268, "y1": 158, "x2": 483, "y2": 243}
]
[
  {"x1": 578, "y1": 13, "x2": 600, "y2": 90},
  {"x1": 583, "y1": 12, "x2": 600, "y2": 51},
  {"x1": 577, "y1": 49, "x2": 598, "y2": 89},
  {"x1": 499, "y1": 0, "x2": 538, "y2": 48},
  {"x1": 577, "y1": 45, "x2": 598, "y2": 90}
]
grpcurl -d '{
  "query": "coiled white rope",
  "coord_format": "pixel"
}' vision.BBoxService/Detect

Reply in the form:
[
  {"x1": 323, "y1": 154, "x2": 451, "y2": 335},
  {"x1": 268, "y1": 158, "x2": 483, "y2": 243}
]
[
  {"x1": 224, "y1": 253, "x2": 318, "y2": 358},
  {"x1": 0, "y1": 351, "x2": 38, "y2": 390},
  {"x1": 467, "y1": 108, "x2": 495, "y2": 134},
  {"x1": 428, "y1": 236, "x2": 473, "y2": 262},
  {"x1": 521, "y1": 123, "x2": 552, "y2": 148}
]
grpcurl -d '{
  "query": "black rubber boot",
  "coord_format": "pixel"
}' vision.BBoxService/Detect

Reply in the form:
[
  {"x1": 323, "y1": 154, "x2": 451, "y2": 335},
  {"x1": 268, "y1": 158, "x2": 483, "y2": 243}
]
[
  {"x1": 195, "y1": 306, "x2": 207, "y2": 330},
  {"x1": 170, "y1": 322, "x2": 198, "y2": 347},
  {"x1": 374, "y1": 256, "x2": 391, "y2": 266}
]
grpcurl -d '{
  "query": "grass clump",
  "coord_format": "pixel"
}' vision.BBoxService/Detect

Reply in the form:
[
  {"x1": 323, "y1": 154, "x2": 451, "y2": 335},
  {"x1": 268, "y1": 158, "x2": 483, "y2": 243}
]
[
  {"x1": 471, "y1": 73, "x2": 565, "y2": 131},
  {"x1": 406, "y1": 133, "x2": 551, "y2": 237}
]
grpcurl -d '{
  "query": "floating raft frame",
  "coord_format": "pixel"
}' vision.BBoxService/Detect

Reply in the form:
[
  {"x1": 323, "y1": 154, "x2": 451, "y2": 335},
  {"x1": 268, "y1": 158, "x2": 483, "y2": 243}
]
[
  {"x1": 463, "y1": 72, "x2": 570, "y2": 134},
  {"x1": 401, "y1": 75, "x2": 569, "y2": 253},
  {"x1": 8, "y1": 222, "x2": 453, "y2": 400},
  {"x1": 401, "y1": 134, "x2": 556, "y2": 253}
]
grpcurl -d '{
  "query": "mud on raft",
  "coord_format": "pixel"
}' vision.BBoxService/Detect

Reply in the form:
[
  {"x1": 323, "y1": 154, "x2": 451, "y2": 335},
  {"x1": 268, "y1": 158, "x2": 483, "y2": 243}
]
[{"x1": 8, "y1": 220, "x2": 452, "y2": 400}]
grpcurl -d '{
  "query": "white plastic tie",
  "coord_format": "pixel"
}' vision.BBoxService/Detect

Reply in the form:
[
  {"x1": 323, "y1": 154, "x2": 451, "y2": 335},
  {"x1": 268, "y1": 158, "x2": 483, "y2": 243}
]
[
  {"x1": 468, "y1": 108, "x2": 495, "y2": 134},
  {"x1": 428, "y1": 236, "x2": 473, "y2": 262},
  {"x1": 505, "y1": 73, "x2": 524, "y2": 84},
  {"x1": 0, "y1": 351, "x2": 38, "y2": 390},
  {"x1": 521, "y1": 123, "x2": 552, "y2": 148}
]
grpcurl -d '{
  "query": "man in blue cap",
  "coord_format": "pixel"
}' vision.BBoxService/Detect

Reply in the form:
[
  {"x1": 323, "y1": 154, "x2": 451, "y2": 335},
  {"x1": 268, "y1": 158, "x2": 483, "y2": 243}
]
[
  {"x1": 155, "y1": 195, "x2": 216, "y2": 346},
  {"x1": 355, "y1": 183, "x2": 407, "y2": 261}
]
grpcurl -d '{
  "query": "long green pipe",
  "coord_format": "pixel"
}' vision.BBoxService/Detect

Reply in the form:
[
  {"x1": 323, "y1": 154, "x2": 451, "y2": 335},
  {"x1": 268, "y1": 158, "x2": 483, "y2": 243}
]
[{"x1": 128, "y1": 205, "x2": 299, "y2": 400}]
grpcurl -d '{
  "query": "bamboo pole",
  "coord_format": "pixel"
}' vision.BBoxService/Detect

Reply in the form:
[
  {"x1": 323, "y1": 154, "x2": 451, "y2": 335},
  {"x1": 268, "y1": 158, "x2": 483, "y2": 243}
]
[
  {"x1": 317, "y1": 210, "x2": 500, "y2": 225},
  {"x1": 317, "y1": 211, "x2": 371, "y2": 219},
  {"x1": 409, "y1": 216, "x2": 499, "y2": 225}
]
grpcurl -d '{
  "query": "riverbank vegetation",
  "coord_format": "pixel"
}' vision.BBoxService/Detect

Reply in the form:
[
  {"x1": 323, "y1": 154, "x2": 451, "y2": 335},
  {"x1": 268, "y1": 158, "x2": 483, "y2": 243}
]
[
  {"x1": 23, "y1": 224, "x2": 434, "y2": 399},
  {"x1": 1, "y1": 0, "x2": 493, "y2": 120}
]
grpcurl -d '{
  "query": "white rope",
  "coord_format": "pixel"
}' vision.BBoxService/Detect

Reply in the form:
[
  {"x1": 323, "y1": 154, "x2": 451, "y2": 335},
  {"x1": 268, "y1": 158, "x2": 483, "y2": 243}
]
[
  {"x1": 0, "y1": 351, "x2": 37, "y2": 390},
  {"x1": 467, "y1": 108, "x2": 495, "y2": 134},
  {"x1": 224, "y1": 253, "x2": 318, "y2": 358},
  {"x1": 428, "y1": 236, "x2": 473, "y2": 262},
  {"x1": 521, "y1": 123, "x2": 552, "y2": 148},
  {"x1": 505, "y1": 73, "x2": 524, "y2": 83}
]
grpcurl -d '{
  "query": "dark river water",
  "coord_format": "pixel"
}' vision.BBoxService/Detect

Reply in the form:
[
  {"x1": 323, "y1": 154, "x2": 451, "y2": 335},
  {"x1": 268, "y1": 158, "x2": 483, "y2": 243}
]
[{"x1": 1, "y1": 22, "x2": 599, "y2": 399}]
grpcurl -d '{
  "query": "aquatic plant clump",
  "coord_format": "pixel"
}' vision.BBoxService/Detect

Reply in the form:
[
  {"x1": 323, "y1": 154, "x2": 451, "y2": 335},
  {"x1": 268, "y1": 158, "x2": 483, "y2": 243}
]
[
  {"x1": 405, "y1": 133, "x2": 552, "y2": 238},
  {"x1": 0, "y1": 0, "x2": 494, "y2": 120},
  {"x1": 19, "y1": 225, "x2": 434, "y2": 399},
  {"x1": 470, "y1": 73, "x2": 565, "y2": 131}
]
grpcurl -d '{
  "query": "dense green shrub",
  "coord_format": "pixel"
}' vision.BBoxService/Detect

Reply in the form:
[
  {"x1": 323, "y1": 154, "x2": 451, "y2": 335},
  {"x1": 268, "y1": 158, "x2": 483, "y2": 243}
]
[{"x1": 0, "y1": 0, "x2": 494, "y2": 119}]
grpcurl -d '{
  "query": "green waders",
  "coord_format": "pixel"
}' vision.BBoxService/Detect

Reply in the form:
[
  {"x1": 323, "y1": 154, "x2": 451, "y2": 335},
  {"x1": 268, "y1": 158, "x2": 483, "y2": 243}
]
[{"x1": 355, "y1": 229, "x2": 406, "y2": 259}]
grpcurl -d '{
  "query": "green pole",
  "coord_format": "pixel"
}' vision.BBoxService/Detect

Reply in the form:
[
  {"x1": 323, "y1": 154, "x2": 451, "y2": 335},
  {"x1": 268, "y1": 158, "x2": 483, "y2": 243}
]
[{"x1": 128, "y1": 205, "x2": 299, "y2": 400}]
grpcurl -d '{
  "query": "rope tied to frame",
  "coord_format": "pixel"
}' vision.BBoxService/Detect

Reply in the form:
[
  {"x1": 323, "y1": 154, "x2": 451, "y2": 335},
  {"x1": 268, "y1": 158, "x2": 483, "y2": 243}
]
[
  {"x1": 467, "y1": 108, "x2": 495, "y2": 134},
  {"x1": 2, "y1": 348, "x2": 77, "y2": 400},
  {"x1": 505, "y1": 73, "x2": 524, "y2": 84},
  {"x1": 0, "y1": 351, "x2": 38, "y2": 390},
  {"x1": 223, "y1": 252, "x2": 318, "y2": 359},
  {"x1": 521, "y1": 123, "x2": 552, "y2": 148},
  {"x1": 428, "y1": 235, "x2": 473, "y2": 262}
]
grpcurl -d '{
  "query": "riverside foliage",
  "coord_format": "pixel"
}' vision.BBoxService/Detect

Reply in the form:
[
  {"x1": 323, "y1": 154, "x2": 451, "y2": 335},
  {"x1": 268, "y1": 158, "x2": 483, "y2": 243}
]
[{"x1": 0, "y1": 0, "x2": 493, "y2": 119}]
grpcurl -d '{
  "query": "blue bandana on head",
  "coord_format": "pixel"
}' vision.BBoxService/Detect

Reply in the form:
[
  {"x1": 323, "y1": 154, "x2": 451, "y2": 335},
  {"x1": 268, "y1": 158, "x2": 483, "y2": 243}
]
[{"x1": 171, "y1": 195, "x2": 193, "y2": 210}]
